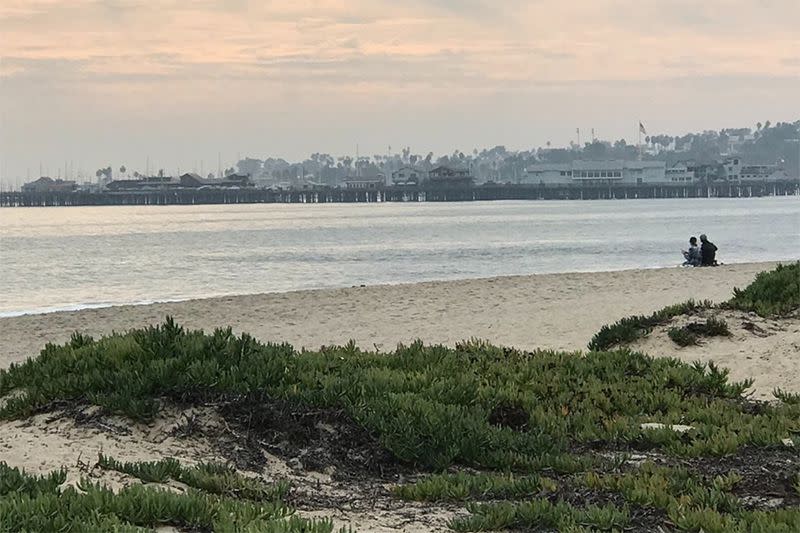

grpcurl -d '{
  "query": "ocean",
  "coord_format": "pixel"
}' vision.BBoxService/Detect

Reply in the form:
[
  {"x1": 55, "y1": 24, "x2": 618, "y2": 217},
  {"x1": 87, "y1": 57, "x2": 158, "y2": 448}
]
[{"x1": 1, "y1": 197, "x2": 798, "y2": 316}]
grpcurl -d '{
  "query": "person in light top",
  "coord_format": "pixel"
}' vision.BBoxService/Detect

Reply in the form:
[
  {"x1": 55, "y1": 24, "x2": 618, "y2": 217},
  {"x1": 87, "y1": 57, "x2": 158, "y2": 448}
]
[{"x1": 682, "y1": 236, "x2": 702, "y2": 267}]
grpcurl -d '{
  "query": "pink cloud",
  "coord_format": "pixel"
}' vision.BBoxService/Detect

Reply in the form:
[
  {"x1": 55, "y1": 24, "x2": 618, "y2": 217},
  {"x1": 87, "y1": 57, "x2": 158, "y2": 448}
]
[{"x1": 3, "y1": 0, "x2": 798, "y2": 84}]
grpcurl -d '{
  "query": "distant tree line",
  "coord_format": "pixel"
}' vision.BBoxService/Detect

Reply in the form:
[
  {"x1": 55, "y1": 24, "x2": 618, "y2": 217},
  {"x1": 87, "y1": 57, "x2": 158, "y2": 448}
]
[
  {"x1": 94, "y1": 120, "x2": 800, "y2": 185},
  {"x1": 234, "y1": 120, "x2": 799, "y2": 185}
]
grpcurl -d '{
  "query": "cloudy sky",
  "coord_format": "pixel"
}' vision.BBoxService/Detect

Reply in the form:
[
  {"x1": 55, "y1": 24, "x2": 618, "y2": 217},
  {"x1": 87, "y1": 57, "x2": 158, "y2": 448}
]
[{"x1": 1, "y1": 0, "x2": 798, "y2": 184}]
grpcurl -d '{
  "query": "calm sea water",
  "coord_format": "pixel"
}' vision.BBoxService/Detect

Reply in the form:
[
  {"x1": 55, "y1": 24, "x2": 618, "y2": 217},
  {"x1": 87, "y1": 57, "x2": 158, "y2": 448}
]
[{"x1": 0, "y1": 198, "x2": 798, "y2": 316}]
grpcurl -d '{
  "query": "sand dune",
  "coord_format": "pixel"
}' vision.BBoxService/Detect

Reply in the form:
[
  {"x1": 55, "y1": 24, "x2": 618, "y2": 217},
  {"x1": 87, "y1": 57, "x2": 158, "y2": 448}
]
[{"x1": 628, "y1": 308, "x2": 800, "y2": 400}]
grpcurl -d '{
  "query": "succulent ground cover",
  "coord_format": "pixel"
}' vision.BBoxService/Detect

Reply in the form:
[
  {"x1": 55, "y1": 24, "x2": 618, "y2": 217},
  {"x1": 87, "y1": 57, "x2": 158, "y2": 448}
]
[
  {"x1": 0, "y1": 263, "x2": 798, "y2": 531},
  {"x1": 667, "y1": 316, "x2": 731, "y2": 347},
  {"x1": 0, "y1": 460, "x2": 340, "y2": 532},
  {"x1": 589, "y1": 261, "x2": 799, "y2": 351},
  {"x1": 724, "y1": 262, "x2": 800, "y2": 317}
]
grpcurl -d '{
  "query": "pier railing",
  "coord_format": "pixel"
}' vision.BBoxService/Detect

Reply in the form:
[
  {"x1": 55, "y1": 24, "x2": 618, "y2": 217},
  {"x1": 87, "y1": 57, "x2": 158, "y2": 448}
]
[{"x1": 1, "y1": 180, "x2": 798, "y2": 207}]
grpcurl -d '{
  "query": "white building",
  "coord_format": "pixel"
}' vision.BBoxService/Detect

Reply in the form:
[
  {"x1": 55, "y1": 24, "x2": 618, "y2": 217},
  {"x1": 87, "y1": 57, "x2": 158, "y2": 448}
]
[
  {"x1": 666, "y1": 162, "x2": 695, "y2": 183},
  {"x1": 524, "y1": 160, "x2": 667, "y2": 185}
]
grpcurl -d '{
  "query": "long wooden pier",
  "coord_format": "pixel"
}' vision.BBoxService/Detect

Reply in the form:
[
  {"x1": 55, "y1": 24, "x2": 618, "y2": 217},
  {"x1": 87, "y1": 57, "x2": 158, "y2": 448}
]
[{"x1": 1, "y1": 181, "x2": 797, "y2": 207}]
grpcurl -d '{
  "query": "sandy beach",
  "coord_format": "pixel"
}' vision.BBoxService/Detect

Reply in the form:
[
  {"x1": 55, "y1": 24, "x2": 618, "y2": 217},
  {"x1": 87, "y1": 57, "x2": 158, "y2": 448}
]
[
  {"x1": 1, "y1": 261, "x2": 798, "y2": 532},
  {"x1": 1, "y1": 261, "x2": 796, "y2": 398}
]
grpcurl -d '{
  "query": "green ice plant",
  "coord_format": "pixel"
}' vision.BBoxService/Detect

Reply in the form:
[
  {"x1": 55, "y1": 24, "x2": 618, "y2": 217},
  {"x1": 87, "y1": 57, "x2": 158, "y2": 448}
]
[
  {"x1": 0, "y1": 462, "x2": 338, "y2": 533},
  {"x1": 97, "y1": 454, "x2": 289, "y2": 501}
]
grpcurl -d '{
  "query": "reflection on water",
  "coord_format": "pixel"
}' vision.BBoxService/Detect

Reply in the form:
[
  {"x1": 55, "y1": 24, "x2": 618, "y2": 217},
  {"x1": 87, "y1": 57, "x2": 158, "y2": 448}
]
[{"x1": 1, "y1": 197, "x2": 798, "y2": 315}]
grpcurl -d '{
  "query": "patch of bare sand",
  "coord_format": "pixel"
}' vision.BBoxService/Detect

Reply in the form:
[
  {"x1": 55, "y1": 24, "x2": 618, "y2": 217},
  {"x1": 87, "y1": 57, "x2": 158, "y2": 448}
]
[
  {"x1": 628, "y1": 309, "x2": 800, "y2": 401},
  {"x1": 0, "y1": 405, "x2": 459, "y2": 532},
  {"x1": 0, "y1": 406, "x2": 220, "y2": 479}
]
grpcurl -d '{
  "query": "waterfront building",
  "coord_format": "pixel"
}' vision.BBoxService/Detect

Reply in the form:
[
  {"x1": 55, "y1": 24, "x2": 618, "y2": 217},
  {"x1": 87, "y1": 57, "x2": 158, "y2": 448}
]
[
  {"x1": 666, "y1": 162, "x2": 695, "y2": 182},
  {"x1": 106, "y1": 176, "x2": 178, "y2": 191},
  {"x1": 344, "y1": 176, "x2": 385, "y2": 189},
  {"x1": 721, "y1": 157, "x2": 742, "y2": 181},
  {"x1": 179, "y1": 173, "x2": 254, "y2": 188},
  {"x1": 428, "y1": 166, "x2": 474, "y2": 187},
  {"x1": 740, "y1": 165, "x2": 789, "y2": 181},
  {"x1": 391, "y1": 166, "x2": 423, "y2": 185},
  {"x1": 524, "y1": 160, "x2": 667, "y2": 185},
  {"x1": 21, "y1": 177, "x2": 77, "y2": 193},
  {"x1": 105, "y1": 174, "x2": 254, "y2": 191}
]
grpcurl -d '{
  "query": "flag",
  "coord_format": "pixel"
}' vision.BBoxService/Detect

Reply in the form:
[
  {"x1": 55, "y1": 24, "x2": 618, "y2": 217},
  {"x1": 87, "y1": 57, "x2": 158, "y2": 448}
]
[{"x1": 639, "y1": 122, "x2": 647, "y2": 135}]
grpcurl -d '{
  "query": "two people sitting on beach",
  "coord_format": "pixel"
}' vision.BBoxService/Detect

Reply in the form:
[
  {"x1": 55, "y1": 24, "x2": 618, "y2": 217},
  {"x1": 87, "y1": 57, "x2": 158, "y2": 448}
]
[{"x1": 682, "y1": 234, "x2": 718, "y2": 267}]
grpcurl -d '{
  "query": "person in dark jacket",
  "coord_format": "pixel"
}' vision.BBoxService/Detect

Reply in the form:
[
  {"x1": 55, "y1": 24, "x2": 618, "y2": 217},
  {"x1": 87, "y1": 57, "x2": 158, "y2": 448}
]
[{"x1": 699, "y1": 234, "x2": 718, "y2": 266}]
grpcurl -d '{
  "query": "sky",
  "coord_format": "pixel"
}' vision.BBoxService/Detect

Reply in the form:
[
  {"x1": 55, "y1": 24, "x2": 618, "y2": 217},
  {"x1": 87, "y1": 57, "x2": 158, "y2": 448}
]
[{"x1": 1, "y1": 0, "x2": 798, "y2": 186}]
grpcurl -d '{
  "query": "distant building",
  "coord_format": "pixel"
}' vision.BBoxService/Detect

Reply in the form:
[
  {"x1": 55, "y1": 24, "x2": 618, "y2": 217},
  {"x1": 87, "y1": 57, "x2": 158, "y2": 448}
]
[
  {"x1": 178, "y1": 172, "x2": 204, "y2": 184},
  {"x1": 721, "y1": 157, "x2": 742, "y2": 181},
  {"x1": 21, "y1": 177, "x2": 77, "y2": 193},
  {"x1": 692, "y1": 163, "x2": 724, "y2": 183},
  {"x1": 105, "y1": 173, "x2": 253, "y2": 191},
  {"x1": 79, "y1": 181, "x2": 103, "y2": 193},
  {"x1": 524, "y1": 160, "x2": 667, "y2": 185},
  {"x1": 106, "y1": 176, "x2": 177, "y2": 191},
  {"x1": 293, "y1": 178, "x2": 325, "y2": 189},
  {"x1": 690, "y1": 159, "x2": 789, "y2": 183},
  {"x1": 666, "y1": 162, "x2": 695, "y2": 182},
  {"x1": 344, "y1": 176, "x2": 385, "y2": 190},
  {"x1": 391, "y1": 166, "x2": 423, "y2": 185},
  {"x1": 740, "y1": 164, "x2": 789, "y2": 181},
  {"x1": 179, "y1": 173, "x2": 254, "y2": 188},
  {"x1": 427, "y1": 166, "x2": 474, "y2": 187}
]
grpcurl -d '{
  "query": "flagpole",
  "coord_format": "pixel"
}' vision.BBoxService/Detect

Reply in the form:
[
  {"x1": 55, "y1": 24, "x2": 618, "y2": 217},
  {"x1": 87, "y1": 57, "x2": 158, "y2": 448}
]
[{"x1": 638, "y1": 120, "x2": 642, "y2": 161}]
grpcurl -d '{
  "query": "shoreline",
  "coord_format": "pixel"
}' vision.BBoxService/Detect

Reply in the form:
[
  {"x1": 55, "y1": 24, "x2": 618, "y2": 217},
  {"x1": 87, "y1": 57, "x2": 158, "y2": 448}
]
[
  {"x1": 2, "y1": 259, "x2": 796, "y2": 319},
  {"x1": 2, "y1": 262, "x2": 793, "y2": 398}
]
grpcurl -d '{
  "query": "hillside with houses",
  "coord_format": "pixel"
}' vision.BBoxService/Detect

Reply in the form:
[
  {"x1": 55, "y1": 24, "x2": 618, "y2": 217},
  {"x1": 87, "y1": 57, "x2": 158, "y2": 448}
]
[{"x1": 14, "y1": 120, "x2": 800, "y2": 194}]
